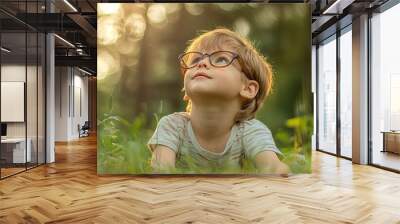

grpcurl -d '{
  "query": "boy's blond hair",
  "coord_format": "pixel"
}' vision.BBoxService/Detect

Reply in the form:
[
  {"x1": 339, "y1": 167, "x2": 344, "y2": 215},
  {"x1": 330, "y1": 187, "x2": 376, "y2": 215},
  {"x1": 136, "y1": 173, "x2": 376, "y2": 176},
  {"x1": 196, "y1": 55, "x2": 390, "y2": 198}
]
[{"x1": 181, "y1": 28, "x2": 274, "y2": 122}]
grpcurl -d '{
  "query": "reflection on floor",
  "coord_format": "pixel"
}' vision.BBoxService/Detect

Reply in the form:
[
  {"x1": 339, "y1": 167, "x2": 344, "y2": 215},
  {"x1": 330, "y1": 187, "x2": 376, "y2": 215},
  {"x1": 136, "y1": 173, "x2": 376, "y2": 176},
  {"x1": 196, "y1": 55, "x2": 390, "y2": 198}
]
[
  {"x1": 0, "y1": 163, "x2": 42, "y2": 178},
  {"x1": 373, "y1": 150, "x2": 400, "y2": 171},
  {"x1": 0, "y1": 167, "x2": 25, "y2": 177}
]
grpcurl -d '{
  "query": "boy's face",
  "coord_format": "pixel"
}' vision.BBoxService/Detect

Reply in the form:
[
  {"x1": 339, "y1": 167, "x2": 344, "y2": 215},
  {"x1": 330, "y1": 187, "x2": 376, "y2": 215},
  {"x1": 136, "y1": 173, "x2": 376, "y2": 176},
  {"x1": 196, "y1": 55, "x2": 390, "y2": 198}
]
[{"x1": 183, "y1": 46, "x2": 247, "y2": 103}]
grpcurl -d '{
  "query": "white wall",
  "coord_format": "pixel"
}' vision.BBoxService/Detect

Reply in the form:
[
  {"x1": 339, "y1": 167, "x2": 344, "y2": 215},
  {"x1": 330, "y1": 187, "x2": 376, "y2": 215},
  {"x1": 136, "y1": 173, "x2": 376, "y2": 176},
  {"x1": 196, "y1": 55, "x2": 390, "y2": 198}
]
[
  {"x1": 55, "y1": 67, "x2": 89, "y2": 141},
  {"x1": 1, "y1": 82, "x2": 25, "y2": 122},
  {"x1": 1, "y1": 65, "x2": 36, "y2": 137},
  {"x1": 1, "y1": 65, "x2": 26, "y2": 140},
  {"x1": 55, "y1": 67, "x2": 69, "y2": 141}
]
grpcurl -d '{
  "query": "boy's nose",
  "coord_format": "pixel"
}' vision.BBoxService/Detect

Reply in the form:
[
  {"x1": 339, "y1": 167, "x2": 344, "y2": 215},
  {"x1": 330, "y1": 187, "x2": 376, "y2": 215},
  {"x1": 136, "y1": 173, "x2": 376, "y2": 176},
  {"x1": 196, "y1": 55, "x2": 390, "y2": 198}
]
[{"x1": 196, "y1": 56, "x2": 210, "y2": 69}]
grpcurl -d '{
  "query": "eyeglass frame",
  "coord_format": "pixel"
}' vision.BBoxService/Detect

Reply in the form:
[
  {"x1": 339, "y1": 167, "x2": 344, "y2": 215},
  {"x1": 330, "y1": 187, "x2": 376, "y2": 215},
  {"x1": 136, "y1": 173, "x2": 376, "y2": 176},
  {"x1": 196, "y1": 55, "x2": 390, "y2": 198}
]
[{"x1": 178, "y1": 50, "x2": 240, "y2": 69}]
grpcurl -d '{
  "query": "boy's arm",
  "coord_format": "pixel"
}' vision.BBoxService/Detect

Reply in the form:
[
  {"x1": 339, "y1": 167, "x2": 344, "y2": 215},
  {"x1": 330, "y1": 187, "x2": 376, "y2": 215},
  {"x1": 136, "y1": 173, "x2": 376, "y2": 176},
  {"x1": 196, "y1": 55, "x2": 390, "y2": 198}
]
[
  {"x1": 254, "y1": 151, "x2": 290, "y2": 176},
  {"x1": 151, "y1": 145, "x2": 176, "y2": 172}
]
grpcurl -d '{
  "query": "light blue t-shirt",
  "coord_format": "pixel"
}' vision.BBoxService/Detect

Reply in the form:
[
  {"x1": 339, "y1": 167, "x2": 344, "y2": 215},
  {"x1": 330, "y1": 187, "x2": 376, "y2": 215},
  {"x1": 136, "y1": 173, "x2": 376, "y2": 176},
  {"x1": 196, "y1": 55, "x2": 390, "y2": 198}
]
[{"x1": 147, "y1": 112, "x2": 281, "y2": 171}]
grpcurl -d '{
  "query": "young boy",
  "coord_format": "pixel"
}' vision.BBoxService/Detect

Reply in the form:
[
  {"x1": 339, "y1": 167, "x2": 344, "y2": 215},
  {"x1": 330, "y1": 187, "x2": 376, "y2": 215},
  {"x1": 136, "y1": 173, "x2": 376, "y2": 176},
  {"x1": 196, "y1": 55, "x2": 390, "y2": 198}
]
[{"x1": 147, "y1": 28, "x2": 289, "y2": 175}]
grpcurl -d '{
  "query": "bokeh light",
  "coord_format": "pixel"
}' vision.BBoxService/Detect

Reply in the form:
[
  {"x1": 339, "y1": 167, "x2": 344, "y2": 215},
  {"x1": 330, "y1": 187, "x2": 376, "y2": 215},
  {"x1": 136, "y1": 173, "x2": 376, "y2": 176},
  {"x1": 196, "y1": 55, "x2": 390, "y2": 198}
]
[
  {"x1": 217, "y1": 3, "x2": 237, "y2": 11},
  {"x1": 124, "y1": 13, "x2": 147, "y2": 42},
  {"x1": 120, "y1": 46, "x2": 140, "y2": 67},
  {"x1": 165, "y1": 4, "x2": 182, "y2": 14},
  {"x1": 98, "y1": 16, "x2": 122, "y2": 45},
  {"x1": 147, "y1": 4, "x2": 167, "y2": 24},
  {"x1": 98, "y1": 50, "x2": 120, "y2": 80},
  {"x1": 116, "y1": 37, "x2": 135, "y2": 55},
  {"x1": 255, "y1": 8, "x2": 278, "y2": 28},
  {"x1": 233, "y1": 18, "x2": 250, "y2": 37},
  {"x1": 184, "y1": 3, "x2": 204, "y2": 16},
  {"x1": 98, "y1": 3, "x2": 122, "y2": 16}
]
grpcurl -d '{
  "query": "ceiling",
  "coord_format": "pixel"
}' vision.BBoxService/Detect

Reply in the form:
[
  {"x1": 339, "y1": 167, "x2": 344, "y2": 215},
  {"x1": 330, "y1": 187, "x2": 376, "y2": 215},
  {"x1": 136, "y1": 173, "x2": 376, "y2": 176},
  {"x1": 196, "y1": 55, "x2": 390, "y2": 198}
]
[
  {"x1": 0, "y1": 0, "x2": 390, "y2": 75},
  {"x1": 1, "y1": 0, "x2": 98, "y2": 74}
]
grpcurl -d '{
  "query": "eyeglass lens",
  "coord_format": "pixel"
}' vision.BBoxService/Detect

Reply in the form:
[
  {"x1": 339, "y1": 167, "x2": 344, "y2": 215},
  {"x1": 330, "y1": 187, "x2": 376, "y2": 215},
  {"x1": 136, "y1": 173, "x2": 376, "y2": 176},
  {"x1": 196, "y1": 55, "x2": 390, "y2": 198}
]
[{"x1": 180, "y1": 51, "x2": 236, "y2": 68}]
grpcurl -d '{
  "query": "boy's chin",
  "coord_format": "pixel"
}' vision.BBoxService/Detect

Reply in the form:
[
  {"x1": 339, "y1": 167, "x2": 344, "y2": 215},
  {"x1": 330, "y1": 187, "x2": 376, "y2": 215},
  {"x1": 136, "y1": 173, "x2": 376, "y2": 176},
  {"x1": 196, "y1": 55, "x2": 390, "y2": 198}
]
[{"x1": 188, "y1": 90, "x2": 238, "y2": 102}]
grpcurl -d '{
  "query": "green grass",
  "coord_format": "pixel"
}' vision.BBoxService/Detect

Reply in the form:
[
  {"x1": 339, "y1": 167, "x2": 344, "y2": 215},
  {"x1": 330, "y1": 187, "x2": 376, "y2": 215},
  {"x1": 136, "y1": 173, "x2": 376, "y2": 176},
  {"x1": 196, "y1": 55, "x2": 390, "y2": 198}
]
[{"x1": 98, "y1": 113, "x2": 312, "y2": 174}]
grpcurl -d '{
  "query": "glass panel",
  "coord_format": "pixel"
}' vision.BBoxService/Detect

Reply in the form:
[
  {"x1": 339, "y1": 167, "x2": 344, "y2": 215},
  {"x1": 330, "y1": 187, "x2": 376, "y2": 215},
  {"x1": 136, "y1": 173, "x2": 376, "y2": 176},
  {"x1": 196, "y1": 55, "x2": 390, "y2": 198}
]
[
  {"x1": 1, "y1": 30, "x2": 27, "y2": 177},
  {"x1": 317, "y1": 36, "x2": 337, "y2": 154},
  {"x1": 27, "y1": 31, "x2": 38, "y2": 169},
  {"x1": 371, "y1": 3, "x2": 400, "y2": 171},
  {"x1": 339, "y1": 28, "x2": 352, "y2": 158},
  {"x1": 0, "y1": 1, "x2": 46, "y2": 178}
]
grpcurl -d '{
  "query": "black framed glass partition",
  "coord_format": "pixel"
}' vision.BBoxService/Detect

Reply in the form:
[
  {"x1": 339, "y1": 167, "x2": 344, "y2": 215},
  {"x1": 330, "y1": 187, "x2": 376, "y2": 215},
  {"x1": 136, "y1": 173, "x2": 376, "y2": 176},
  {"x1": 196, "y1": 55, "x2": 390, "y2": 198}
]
[
  {"x1": 1, "y1": 30, "x2": 28, "y2": 177},
  {"x1": 315, "y1": 0, "x2": 400, "y2": 172},
  {"x1": 0, "y1": 0, "x2": 46, "y2": 179},
  {"x1": 316, "y1": 23, "x2": 353, "y2": 160},
  {"x1": 370, "y1": 1, "x2": 400, "y2": 172}
]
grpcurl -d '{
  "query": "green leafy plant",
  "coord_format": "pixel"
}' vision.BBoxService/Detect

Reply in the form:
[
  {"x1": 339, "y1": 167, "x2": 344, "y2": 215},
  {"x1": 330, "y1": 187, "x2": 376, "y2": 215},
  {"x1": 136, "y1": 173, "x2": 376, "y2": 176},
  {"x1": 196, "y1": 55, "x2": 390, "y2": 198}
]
[{"x1": 278, "y1": 115, "x2": 313, "y2": 173}]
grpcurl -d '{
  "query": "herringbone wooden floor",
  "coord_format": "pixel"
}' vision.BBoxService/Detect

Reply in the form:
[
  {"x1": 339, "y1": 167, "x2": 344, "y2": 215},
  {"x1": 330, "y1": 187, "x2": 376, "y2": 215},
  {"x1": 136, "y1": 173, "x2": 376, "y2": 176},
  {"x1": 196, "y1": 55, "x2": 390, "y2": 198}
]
[{"x1": 1, "y1": 135, "x2": 400, "y2": 224}]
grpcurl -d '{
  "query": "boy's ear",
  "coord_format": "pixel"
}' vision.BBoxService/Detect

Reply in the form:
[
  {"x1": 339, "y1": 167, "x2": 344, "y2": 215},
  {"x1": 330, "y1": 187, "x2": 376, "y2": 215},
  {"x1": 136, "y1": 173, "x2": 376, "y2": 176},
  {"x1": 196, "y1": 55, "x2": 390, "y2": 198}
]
[
  {"x1": 182, "y1": 87, "x2": 190, "y2": 101},
  {"x1": 183, "y1": 94, "x2": 190, "y2": 101},
  {"x1": 240, "y1": 80, "x2": 259, "y2": 100}
]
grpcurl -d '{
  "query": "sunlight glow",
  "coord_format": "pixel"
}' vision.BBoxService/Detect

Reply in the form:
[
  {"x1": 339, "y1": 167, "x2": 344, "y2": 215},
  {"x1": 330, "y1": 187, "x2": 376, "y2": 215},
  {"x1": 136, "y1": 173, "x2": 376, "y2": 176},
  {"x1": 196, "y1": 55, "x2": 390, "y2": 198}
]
[
  {"x1": 147, "y1": 4, "x2": 167, "y2": 24},
  {"x1": 98, "y1": 17, "x2": 121, "y2": 45},
  {"x1": 124, "y1": 13, "x2": 147, "y2": 41},
  {"x1": 98, "y1": 3, "x2": 121, "y2": 16}
]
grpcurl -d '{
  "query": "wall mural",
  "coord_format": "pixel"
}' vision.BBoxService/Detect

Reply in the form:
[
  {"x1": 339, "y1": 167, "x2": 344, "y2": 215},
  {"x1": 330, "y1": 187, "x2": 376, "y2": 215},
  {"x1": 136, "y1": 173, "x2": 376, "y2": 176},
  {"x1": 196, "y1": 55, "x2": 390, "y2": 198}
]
[{"x1": 97, "y1": 3, "x2": 312, "y2": 175}]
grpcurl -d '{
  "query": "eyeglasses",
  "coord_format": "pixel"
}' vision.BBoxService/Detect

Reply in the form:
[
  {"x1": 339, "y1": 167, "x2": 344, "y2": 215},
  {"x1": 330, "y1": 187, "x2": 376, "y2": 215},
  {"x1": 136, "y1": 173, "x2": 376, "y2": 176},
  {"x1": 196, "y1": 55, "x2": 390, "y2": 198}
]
[{"x1": 178, "y1": 51, "x2": 239, "y2": 69}]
